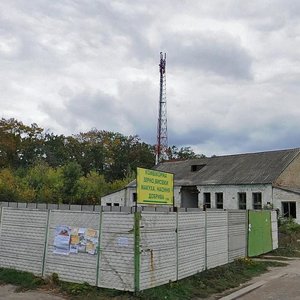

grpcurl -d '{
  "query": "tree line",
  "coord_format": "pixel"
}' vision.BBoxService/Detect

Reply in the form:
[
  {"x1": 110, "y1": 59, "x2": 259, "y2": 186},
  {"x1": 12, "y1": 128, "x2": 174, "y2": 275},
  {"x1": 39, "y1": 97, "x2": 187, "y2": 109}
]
[{"x1": 0, "y1": 118, "x2": 202, "y2": 204}]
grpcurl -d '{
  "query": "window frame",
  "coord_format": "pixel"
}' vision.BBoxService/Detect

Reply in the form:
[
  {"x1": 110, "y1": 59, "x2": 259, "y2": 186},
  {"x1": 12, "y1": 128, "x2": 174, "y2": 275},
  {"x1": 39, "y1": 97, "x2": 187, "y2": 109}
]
[
  {"x1": 238, "y1": 192, "x2": 247, "y2": 210},
  {"x1": 215, "y1": 192, "x2": 223, "y2": 209},
  {"x1": 252, "y1": 192, "x2": 262, "y2": 210},
  {"x1": 203, "y1": 192, "x2": 211, "y2": 208},
  {"x1": 282, "y1": 201, "x2": 296, "y2": 219}
]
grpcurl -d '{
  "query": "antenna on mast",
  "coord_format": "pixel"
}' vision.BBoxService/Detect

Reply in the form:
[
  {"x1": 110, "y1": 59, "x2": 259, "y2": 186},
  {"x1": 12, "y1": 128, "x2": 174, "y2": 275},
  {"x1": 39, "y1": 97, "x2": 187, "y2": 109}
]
[{"x1": 155, "y1": 52, "x2": 168, "y2": 165}]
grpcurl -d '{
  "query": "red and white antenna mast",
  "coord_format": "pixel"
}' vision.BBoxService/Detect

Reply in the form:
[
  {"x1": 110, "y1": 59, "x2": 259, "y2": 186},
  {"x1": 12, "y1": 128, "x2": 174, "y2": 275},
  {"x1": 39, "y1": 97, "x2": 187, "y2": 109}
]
[{"x1": 155, "y1": 52, "x2": 168, "y2": 165}]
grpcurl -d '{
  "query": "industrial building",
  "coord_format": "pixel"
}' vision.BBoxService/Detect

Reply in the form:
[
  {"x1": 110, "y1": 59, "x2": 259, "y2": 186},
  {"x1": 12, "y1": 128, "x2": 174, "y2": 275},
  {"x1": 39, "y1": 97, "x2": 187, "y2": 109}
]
[{"x1": 101, "y1": 148, "x2": 300, "y2": 223}]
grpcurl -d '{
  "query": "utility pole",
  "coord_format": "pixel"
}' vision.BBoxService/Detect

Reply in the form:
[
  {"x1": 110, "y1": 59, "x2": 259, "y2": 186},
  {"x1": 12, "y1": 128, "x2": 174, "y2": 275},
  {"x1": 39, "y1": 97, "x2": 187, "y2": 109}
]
[{"x1": 155, "y1": 52, "x2": 168, "y2": 165}]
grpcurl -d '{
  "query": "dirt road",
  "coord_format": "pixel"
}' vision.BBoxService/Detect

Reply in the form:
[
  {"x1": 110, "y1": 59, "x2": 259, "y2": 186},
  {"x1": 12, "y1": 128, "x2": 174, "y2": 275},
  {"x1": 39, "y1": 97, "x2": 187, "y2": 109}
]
[{"x1": 220, "y1": 258, "x2": 300, "y2": 300}]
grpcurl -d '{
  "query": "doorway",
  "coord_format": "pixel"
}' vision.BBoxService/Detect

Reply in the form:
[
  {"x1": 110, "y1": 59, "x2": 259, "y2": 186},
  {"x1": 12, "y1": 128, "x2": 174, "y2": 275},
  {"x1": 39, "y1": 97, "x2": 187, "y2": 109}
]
[{"x1": 180, "y1": 186, "x2": 199, "y2": 208}]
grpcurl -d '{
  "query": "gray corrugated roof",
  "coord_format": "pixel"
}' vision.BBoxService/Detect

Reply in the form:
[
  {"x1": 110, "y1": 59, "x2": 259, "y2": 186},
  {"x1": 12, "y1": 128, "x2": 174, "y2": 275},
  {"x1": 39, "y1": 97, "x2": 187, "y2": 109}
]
[{"x1": 153, "y1": 148, "x2": 300, "y2": 186}]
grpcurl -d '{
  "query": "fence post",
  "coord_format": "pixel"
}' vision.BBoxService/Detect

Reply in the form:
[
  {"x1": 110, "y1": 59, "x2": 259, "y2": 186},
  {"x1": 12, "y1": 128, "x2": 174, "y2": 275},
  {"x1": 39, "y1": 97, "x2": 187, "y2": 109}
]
[
  {"x1": 134, "y1": 211, "x2": 141, "y2": 293},
  {"x1": 176, "y1": 210, "x2": 179, "y2": 281},
  {"x1": 42, "y1": 209, "x2": 50, "y2": 277},
  {"x1": 227, "y1": 211, "x2": 230, "y2": 263},
  {"x1": 246, "y1": 210, "x2": 249, "y2": 257},
  {"x1": 96, "y1": 209, "x2": 103, "y2": 286},
  {"x1": 204, "y1": 210, "x2": 207, "y2": 270}
]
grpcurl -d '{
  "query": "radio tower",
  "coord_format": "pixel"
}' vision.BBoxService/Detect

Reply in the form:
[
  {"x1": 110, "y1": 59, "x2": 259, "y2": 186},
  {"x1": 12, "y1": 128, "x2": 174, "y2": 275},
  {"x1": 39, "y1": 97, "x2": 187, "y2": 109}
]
[{"x1": 155, "y1": 52, "x2": 168, "y2": 165}]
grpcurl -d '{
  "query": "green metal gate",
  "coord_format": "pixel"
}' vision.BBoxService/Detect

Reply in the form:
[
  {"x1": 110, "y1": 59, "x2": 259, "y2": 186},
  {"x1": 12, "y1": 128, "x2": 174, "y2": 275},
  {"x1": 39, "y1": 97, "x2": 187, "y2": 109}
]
[{"x1": 248, "y1": 211, "x2": 272, "y2": 257}]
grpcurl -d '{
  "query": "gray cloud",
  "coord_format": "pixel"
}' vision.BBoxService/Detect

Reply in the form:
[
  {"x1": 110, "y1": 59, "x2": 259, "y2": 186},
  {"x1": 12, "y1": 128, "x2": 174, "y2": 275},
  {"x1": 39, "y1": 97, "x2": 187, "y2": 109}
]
[
  {"x1": 164, "y1": 32, "x2": 253, "y2": 79},
  {"x1": 1, "y1": 0, "x2": 300, "y2": 157},
  {"x1": 40, "y1": 79, "x2": 158, "y2": 143}
]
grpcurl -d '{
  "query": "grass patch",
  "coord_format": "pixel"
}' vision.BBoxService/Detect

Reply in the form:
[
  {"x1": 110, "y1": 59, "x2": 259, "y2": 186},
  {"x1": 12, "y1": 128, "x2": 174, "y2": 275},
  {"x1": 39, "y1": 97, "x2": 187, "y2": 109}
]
[
  {"x1": 58, "y1": 281, "x2": 131, "y2": 300},
  {"x1": 270, "y1": 246, "x2": 300, "y2": 257},
  {"x1": 136, "y1": 259, "x2": 285, "y2": 300},
  {"x1": 0, "y1": 259, "x2": 286, "y2": 300},
  {"x1": 0, "y1": 268, "x2": 44, "y2": 291}
]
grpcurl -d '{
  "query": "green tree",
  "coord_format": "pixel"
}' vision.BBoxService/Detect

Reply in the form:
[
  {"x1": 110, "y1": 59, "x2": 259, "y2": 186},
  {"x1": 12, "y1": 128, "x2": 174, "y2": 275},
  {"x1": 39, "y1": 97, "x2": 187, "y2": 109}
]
[
  {"x1": 76, "y1": 171, "x2": 107, "y2": 205},
  {"x1": 26, "y1": 162, "x2": 63, "y2": 203},
  {"x1": 0, "y1": 168, "x2": 18, "y2": 201},
  {"x1": 43, "y1": 133, "x2": 70, "y2": 167},
  {"x1": 62, "y1": 161, "x2": 83, "y2": 203},
  {"x1": 167, "y1": 146, "x2": 205, "y2": 160},
  {"x1": 0, "y1": 118, "x2": 44, "y2": 168}
]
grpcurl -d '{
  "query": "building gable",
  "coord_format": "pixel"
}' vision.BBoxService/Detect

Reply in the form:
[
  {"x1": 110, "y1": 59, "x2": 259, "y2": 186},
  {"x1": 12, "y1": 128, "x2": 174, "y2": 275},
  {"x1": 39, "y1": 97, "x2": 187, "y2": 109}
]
[{"x1": 274, "y1": 152, "x2": 300, "y2": 188}]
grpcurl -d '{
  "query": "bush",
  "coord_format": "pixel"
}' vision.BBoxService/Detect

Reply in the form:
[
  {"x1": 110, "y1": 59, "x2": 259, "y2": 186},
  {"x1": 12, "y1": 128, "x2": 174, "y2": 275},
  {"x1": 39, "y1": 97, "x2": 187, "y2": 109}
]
[{"x1": 279, "y1": 218, "x2": 300, "y2": 234}]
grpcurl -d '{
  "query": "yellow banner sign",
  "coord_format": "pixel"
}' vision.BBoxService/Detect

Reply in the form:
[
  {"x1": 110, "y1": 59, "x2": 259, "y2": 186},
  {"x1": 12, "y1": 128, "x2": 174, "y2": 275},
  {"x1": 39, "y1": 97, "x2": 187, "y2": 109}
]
[{"x1": 137, "y1": 167, "x2": 174, "y2": 205}]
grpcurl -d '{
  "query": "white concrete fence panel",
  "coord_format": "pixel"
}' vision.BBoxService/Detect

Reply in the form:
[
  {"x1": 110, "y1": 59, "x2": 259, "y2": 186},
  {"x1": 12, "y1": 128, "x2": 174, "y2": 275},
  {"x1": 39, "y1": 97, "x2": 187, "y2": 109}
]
[
  {"x1": 206, "y1": 211, "x2": 229, "y2": 269},
  {"x1": 98, "y1": 212, "x2": 135, "y2": 291},
  {"x1": 228, "y1": 210, "x2": 247, "y2": 262},
  {"x1": 177, "y1": 211, "x2": 206, "y2": 279},
  {"x1": 0, "y1": 207, "x2": 278, "y2": 292},
  {"x1": 0, "y1": 208, "x2": 48, "y2": 275},
  {"x1": 44, "y1": 210, "x2": 100, "y2": 285}
]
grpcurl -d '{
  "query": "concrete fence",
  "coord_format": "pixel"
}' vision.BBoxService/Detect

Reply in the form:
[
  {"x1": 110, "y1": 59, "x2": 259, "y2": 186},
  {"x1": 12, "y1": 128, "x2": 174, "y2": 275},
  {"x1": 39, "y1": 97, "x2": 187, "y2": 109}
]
[
  {"x1": 0, "y1": 207, "x2": 278, "y2": 292},
  {"x1": 0, "y1": 201, "x2": 181, "y2": 212}
]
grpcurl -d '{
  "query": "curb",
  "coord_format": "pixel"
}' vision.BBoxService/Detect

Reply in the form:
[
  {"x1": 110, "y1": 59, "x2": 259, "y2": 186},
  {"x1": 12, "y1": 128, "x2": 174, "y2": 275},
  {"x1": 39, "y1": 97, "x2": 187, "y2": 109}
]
[
  {"x1": 219, "y1": 281, "x2": 266, "y2": 300},
  {"x1": 219, "y1": 272, "x2": 287, "y2": 300}
]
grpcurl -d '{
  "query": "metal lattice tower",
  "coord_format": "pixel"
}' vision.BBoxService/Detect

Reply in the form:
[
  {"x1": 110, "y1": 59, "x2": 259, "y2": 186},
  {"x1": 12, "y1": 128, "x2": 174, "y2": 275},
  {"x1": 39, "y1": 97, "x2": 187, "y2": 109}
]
[{"x1": 155, "y1": 52, "x2": 168, "y2": 165}]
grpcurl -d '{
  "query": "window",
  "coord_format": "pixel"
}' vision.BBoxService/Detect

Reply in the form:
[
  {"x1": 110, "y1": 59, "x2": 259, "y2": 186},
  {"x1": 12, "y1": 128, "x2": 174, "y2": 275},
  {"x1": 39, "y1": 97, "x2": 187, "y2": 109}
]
[
  {"x1": 106, "y1": 203, "x2": 112, "y2": 206},
  {"x1": 252, "y1": 192, "x2": 262, "y2": 209},
  {"x1": 113, "y1": 203, "x2": 120, "y2": 207},
  {"x1": 238, "y1": 193, "x2": 247, "y2": 210},
  {"x1": 191, "y1": 164, "x2": 206, "y2": 172},
  {"x1": 203, "y1": 193, "x2": 211, "y2": 208},
  {"x1": 215, "y1": 193, "x2": 223, "y2": 209},
  {"x1": 282, "y1": 202, "x2": 296, "y2": 218},
  {"x1": 133, "y1": 193, "x2": 137, "y2": 202}
]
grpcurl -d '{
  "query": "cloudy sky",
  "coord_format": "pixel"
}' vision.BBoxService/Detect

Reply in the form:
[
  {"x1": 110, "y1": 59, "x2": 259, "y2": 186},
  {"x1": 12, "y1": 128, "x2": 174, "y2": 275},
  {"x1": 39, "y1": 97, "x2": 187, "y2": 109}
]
[{"x1": 1, "y1": 1, "x2": 300, "y2": 156}]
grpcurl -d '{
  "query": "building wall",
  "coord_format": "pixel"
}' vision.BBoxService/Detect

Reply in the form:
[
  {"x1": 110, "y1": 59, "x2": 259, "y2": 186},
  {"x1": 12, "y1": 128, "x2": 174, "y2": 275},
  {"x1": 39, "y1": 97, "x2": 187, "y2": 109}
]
[
  {"x1": 174, "y1": 187, "x2": 181, "y2": 207},
  {"x1": 125, "y1": 187, "x2": 137, "y2": 206},
  {"x1": 197, "y1": 184, "x2": 273, "y2": 210},
  {"x1": 273, "y1": 188, "x2": 300, "y2": 224},
  {"x1": 102, "y1": 186, "x2": 181, "y2": 208},
  {"x1": 101, "y1": 189, "x2": 126, "y2": 206},
  {"x1": 275, "y1": 153, "x2": 300, "y2": 188},
  {"x1": 101, "y1": 184, "x2": 274, "y2": 210}
]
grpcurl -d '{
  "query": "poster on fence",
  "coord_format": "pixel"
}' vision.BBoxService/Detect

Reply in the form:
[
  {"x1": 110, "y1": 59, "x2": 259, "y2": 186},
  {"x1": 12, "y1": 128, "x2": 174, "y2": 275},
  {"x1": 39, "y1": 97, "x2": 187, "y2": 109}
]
[
  {"x1": 53, "y1": 226, "x2": 71, "y2": 255},
  {"x1": 54, "y1": 226, "x2": 99, "y2": 255}
]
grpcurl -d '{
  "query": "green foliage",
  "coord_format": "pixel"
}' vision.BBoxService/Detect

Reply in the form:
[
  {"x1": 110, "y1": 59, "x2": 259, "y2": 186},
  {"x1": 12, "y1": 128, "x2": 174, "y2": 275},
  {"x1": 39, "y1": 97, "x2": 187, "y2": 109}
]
[
  {"x1": 0, "y1": 117, "x2": 202, "y2": 204},
  {"x1": 26, "y1": 161, "x2": 64, "y2": 203},
  {"x1": 0, "y1": 168, "x2": 18, "y2": 201},
  {"x1": 269, "y1": 218, "x2": 300, "y2": 257},
  {"x1": 0, "y1": 118, "x2": 44, "y2": 168},
  {"x1": 279, "y1": 217, "x2": 300, "y2": 234},
  {"x1": 0, "y1": 267, "x2": 44, "y2": 291},
  {"x1": 0, "y1": 260, "x2": 286, "y2": 300},
  {"x1": 62, "y1": 162, "x2": 83, "y2": 203},
  {"x1": 76, "y1": 171, "x2": 106, "y2": 204},
  {"x1": 60, "y1": 282, "x2": 92, "y2": 296},
  {"x1": 51, "y1": 273, "x2": 60, "y2": 285},
  {"x1": 167, "y1": 146, "x2": 205, "y2": 160}
]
